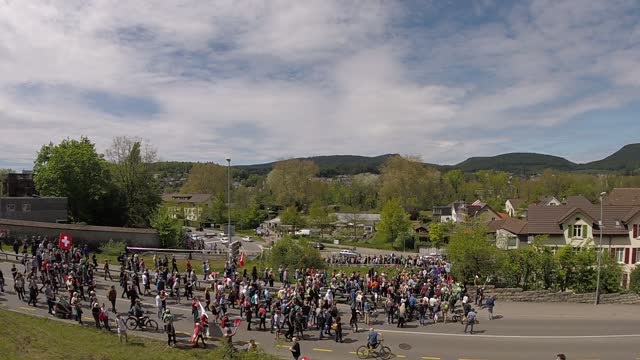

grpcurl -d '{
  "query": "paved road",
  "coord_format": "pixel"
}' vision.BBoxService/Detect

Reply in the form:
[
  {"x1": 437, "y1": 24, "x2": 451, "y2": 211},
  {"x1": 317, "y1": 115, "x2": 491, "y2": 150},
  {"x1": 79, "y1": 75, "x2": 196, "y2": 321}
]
[{"x1": 1, "y1": 260, "x2": 639, "y2": 360}]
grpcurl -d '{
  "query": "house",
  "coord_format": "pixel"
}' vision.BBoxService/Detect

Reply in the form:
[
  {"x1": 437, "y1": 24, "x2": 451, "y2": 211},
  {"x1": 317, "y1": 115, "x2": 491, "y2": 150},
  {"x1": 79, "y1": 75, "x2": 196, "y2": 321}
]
[
  {"x1": 505, "y1": 199, "x2": 524, "y2": 218},
  {"x1": 0, "y1": 197, "x2": 68, "y2": 223},
  {"x1": 1, "y1": 171, "x2": 36, "y2": 197},
  {"x1": 413, "y1": 223, "x2": 429, "y2": 239},
  {"x1": 432, "y1": 206, "x2": 453, "y2": 222},
  {"x1": 563, "y1": 195, "x2": 593, "y2": 208},
  {"x1": 537, "y1": 196, "x2": 562, "y2": 206},
  {"x1": 333, "y1": 213, "x2": 381, "y2": 233},
  {"x1": 526, "y1": 200, "x2": 640, "y2": 288},
  {"x1": 161, "y1": 193, "x2": 214, "y2": 225},
  {"x1": 488, "y1": 217, "x2": 528, "y2": 249}
]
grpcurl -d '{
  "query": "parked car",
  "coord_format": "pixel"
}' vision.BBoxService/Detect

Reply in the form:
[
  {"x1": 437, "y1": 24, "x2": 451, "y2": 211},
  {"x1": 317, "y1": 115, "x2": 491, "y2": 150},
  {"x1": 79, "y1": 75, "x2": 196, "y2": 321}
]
[
  {"x1": 339, "y1": 249, "x2": 359, "y2": 257},
  {"x1": 219, "y1": 237, "x2": 230, "y2": 244},
  {"x1": 313, "y1": 242, "x2": 325, "y2": 250},
  {"x1": 242, "y1": 236, "x2": 254, "y2": 242}
]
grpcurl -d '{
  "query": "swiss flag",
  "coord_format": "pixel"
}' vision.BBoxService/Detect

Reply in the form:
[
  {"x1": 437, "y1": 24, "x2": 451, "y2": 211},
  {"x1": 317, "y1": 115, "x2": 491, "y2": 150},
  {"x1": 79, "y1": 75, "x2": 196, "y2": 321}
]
[
  {"x1": 58, "y1": 232, "x2": 73, "y2": 250},
  {"x1": 239, "y1": 251, "x2": 246, "y2": 267}
]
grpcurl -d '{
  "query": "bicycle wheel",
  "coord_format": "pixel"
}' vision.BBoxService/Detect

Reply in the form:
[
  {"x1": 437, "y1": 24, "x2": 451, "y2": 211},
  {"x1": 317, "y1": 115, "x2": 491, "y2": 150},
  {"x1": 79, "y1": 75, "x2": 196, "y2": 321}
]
[
  {"x1": 146, "y1": 319, "x2": 159, "y2": 331},
  {"x1": 126, "y1": 317, "x2": 138, "y2": 330},
  {"x1": 356, "y1": 345, "x2": 370, "y2": 359},
  {"x1": 379, "y1": 346, "x2": 392, "y2": 360}
]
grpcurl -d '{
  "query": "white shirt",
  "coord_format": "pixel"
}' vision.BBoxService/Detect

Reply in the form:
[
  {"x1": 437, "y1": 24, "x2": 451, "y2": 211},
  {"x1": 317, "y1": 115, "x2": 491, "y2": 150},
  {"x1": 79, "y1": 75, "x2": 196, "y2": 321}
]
[{"x1": 155, "y1": 295, "x2": 161, "y2": 308}]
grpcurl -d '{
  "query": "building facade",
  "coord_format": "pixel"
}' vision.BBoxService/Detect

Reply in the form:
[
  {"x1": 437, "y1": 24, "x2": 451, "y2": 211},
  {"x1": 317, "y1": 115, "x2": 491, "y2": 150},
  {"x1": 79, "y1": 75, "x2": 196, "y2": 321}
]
[{"x1": 0, "y1": 197, "x2": 68, "y2": 223}]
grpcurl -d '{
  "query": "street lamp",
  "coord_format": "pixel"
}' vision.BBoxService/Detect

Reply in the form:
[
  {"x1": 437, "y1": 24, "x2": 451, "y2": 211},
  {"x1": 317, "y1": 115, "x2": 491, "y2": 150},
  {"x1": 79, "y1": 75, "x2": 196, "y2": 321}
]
[
  {"x1": 226, "y1": 157, "x2": 231, "y2": 263},
  {"x1": 595, "y1": 191, "x2": 606, "y2": 305}
]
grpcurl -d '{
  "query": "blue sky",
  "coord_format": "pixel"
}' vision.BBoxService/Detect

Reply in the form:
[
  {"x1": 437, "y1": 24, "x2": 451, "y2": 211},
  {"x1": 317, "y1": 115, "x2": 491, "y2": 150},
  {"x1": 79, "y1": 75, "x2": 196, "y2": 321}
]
[{"x1": 1, "y1": 0, "x2": 639, "y2": 170}]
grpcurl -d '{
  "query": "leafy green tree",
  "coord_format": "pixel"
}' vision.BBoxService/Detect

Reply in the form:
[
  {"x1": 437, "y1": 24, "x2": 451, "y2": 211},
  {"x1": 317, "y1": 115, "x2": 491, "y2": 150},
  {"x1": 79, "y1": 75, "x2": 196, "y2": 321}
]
[
  {"x1": 204, "y1": 195, "x2": 227, "y2": 225},
  {"x1": 106, "y1": 136, "x2": 162, "y2": 228},
  {"x1": 266, "y1": 159, "x2": 320, "y2": 209},
  {"x1": 630, "y1": 266, "x2": 640, "y2": 294},
  {"x1": 266, "y1": 236, "x2": 325, "y2": 270},
  {"x1": 447, "y1": 221, "x2": 499, "y2": 283},
  {"x1": 280, "y1": 206, "x2": 306, "y2": 233},
  {"x1": 307, "y1": 200, "x2": 337, "y2": 240},
  {"x1": 151, "y1": 206, "x2": 184, "y2": 248},
  {"x1": 232, "y1": 201, "x2": 266, "y2": 230},
  {"x1": 427, "y1": 222, "x2": 447, "y2": 249},
  {"x1": 376, "y1": 199, "x2": 412, "y2": 248},
  {"x1": 33, "y1": 137, "x2": 119, "y2": 225},
  {"x1": 378, "y1": 156, "x2": 441, "y2": 213},
  {"x1": 180, "y1": 163, "x2": 228, "y2": 195},
  {"x1": 443, "y1": 169, "x2": 464, "y2": 196}
]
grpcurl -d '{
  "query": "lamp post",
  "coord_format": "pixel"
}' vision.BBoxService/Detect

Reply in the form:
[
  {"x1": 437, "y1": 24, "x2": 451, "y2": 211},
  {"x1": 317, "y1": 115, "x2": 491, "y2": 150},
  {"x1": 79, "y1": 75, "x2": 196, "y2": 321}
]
[
  {"x1": 595, "y1": 191, "x2": 606, "y2": 305},
  {"x1": 226, "y1": 157, "x2": 231, "y2": 263}
]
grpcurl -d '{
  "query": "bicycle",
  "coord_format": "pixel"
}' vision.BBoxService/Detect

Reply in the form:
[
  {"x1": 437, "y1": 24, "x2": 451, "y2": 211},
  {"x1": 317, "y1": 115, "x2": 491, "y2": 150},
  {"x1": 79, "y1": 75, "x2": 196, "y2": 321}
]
[
  {"x1": 356, "y1": 339, "x2": 391, "y2": 359},
  {"x1": 126, "y1": 315, "x2": 159, "y2": 331}
]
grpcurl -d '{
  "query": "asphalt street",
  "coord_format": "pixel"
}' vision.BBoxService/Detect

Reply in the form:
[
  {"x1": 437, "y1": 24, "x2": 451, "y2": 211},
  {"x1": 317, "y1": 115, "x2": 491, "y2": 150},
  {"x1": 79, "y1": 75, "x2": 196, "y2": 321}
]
[{"x1": 1, "y1": 260, "x2": 639, "y2": 360}]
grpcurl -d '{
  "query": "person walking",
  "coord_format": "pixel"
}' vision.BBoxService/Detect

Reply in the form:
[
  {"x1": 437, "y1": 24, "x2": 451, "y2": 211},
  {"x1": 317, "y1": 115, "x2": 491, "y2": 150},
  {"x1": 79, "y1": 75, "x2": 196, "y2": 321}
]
[
  {"x1": 103, "y1": 260, "x2": 112, "y2": 281},
  {"x1": 334, "y1": 316, "x2": 344, "y2": 343},
  {"x1": 108, "y1": 285, "x2": 117, "y2": 313},
  {"x1": 464, "y1": 310, "x2": 477, "y2": 334},
  {"x1": 100, "y1": 304, "x2": 111, "y2": 331},
  {"x1": 290, "y1": 337, "x2": 301, "y2": 360},
  {"x1": 163, "y1": 309, "x2": 177, "y2": 347},
  {"x1": 116, "y1": 314, "x2": 128, "y2": 343},
  {"x1": 486, "y1": 295, "x2": 496, "y2": 320}
]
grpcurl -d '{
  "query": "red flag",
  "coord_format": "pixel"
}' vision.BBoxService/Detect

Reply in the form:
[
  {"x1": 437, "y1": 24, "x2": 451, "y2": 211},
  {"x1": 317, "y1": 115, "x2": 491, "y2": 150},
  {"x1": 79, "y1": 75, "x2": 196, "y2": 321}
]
[
  {"x1": 58, "y1": 232, "x2": 73, "y2": 250},
  {"x1": 239, "y1": 251, "x2": 246, "y2": 267}
]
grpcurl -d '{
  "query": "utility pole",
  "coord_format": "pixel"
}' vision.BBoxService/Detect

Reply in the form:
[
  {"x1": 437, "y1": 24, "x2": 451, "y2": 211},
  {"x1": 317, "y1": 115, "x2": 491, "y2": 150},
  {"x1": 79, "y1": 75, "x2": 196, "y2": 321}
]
[
  {"x1": 226, "y1": 157, "x2": 231, "y2": 263},
  {"x1": 595, "y1": 191, "x2": 606, "y2": 305}
]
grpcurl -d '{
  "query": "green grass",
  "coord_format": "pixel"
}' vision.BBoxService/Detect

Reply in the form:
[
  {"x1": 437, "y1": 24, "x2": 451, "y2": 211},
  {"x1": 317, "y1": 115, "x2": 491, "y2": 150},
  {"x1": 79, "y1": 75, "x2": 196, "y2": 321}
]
[{"x1": 0, "y1": 309, "x2": 279, "y2": 360}]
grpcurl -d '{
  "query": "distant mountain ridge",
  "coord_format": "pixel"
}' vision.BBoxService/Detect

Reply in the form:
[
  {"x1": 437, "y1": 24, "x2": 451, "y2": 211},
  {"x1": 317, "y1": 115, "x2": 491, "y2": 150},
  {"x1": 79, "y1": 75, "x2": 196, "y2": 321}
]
[{"x1": 151, "y1": 143, "x2": 640, "y2": 179}]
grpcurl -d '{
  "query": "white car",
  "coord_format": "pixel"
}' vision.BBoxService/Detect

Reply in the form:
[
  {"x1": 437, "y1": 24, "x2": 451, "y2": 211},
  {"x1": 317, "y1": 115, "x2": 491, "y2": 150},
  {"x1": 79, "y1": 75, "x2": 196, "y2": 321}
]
[
  {"x1": 339, "y1": 249, "x2": 360, "y2": 257},
  {"x1": 219, "y1": 237, "x2": 230, "y2": 244},
  {"x1": 242, "y1": 236, "x2": 254, "y2": 242}
]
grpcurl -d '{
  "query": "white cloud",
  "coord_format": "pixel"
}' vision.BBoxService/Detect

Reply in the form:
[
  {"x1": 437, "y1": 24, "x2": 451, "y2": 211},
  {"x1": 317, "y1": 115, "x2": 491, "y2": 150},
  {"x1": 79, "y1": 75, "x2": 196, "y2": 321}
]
[{"x1": 0, "y1": 0, "x2": 639, "y2": 170}]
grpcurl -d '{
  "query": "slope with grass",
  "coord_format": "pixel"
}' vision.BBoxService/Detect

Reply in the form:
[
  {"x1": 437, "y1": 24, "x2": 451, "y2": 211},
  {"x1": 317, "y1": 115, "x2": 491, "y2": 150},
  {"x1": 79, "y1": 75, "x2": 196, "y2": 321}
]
[{"x1": 0, "y1": 309, "x2": 279, "y2": 360}]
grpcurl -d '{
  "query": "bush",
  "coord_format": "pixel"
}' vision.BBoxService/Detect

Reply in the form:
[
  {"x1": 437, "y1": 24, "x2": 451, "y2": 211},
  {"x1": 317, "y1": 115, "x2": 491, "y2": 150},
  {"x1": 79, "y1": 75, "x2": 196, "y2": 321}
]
[
  {"x1": 630, "y1": 266, "x2": 640, "y2": 294},
  {"x1": 266, "y1": 236, "x2": 325, "y2": 270}
]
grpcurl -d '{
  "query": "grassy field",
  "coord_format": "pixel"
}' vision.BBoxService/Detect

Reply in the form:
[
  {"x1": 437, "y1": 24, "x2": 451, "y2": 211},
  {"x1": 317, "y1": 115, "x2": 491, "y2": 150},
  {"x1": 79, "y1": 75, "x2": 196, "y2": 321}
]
[{"x1": 0, "y1": 309, "x2": 278, "y2": 360}]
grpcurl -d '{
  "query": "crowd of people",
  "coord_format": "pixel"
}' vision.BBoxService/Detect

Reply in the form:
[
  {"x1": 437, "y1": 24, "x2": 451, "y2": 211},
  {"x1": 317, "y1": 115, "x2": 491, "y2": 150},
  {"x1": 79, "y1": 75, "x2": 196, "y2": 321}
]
[
  {"x1": 325, "y1": 253, "x2": 446, "y2": 268},
  {"x1": 0, "y1": 234, "x2": 500, "y2": 360}
]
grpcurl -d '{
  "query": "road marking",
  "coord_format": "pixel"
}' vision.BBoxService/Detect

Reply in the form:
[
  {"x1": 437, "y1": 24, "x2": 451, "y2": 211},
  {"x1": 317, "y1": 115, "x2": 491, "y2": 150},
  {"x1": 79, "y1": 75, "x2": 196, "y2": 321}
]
[
  {"x1": 176, "y1": 331, "x2": 190, "y2": 335},
  {"x1": 423, "y1": 357, "x2": 440, "y2": 360},
  {"x1": 276, "y1": 344, "x2": 290, "y2": 348},
  {"x1": 19, "y1": 307, "x2": 36, "y2": 311},
  {"x1": 312, "y1": 348, "x2": 333, "y2": 352},
  {"x1": 395, "y1": 355, "x2": 407, "y2": 358},
  {"x1": 349, "y1": 351, "x2": 357, "y2": 354},
  {"x1": 379, "y1": 329, "x2": 640, "y2": 339}
]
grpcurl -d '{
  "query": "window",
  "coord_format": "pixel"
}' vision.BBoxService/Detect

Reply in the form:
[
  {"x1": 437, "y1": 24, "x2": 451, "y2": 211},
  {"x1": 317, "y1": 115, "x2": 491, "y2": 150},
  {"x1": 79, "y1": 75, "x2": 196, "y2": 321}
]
[
  {"x1": 572, "y1": 225, "x2": 582, "y2": 238},
  {"x1": 636, "y1": 249, "x2": 640, "y2": 264},
  {"x1": 6, "y1": 204, "x2": 15, "y2": 212},
  {"x1": 22, "y1": 203, "x2": 31, "y2": 212},
  {"x1": 616, "y1": 248, "x2": 624, "y2": 263}
]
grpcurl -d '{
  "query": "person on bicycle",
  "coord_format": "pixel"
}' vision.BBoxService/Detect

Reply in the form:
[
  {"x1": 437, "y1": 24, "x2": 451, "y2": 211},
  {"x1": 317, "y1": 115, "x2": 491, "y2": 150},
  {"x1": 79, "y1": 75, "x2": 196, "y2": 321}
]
[
  {"x1": 367, "y1": 328, "x2": 382, "y2": 349},
  {"x1": 133, "y1": 299, "x2": 144, "y2": 319}
]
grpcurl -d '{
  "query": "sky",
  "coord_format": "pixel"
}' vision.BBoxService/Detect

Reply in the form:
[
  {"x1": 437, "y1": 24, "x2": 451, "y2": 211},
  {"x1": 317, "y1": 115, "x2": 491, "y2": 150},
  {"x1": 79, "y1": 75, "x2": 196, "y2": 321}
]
[{"x1": 1, "y1": 0, "x2": 639, "y2": 170}]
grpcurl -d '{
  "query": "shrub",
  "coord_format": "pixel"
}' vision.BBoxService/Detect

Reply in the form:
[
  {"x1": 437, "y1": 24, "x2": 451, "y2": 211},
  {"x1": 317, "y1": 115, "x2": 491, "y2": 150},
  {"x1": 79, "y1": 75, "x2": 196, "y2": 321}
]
[
  {"x1": 630, "y1": 266, "x2": 640, "y2": 294},
  {"x1": 99, "y1": 240, "x2": 126, "y2": 257}
]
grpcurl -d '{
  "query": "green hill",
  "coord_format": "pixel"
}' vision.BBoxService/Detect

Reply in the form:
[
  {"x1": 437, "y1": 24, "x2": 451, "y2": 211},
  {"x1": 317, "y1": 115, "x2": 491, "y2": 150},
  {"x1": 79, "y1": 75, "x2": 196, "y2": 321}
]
[
  {"x1": 580, "y1": 144, "x2": 640, "y2": 172},
  {"x1": 237, "y1": 154, "x2": 398, "y2": 177},
  {"x1": 454, "y1": 153, "x2": 577, "y2": 174}
]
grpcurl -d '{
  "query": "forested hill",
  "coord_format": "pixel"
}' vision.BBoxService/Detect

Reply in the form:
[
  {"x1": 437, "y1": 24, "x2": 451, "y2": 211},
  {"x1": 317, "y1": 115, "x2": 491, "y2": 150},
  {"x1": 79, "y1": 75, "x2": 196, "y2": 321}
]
[
  {"x1": 580, "y1": 144, "x2": 640, "y2": 172},
  {"x1": 149, "y1": 143, "x2": 640, "y2": 183},
  {"x1": 237, "y1": 154, "x2": 399, "y2": 176},
  {"x1": 454, "y1": 153, "x2": 577, "y2": 174}
]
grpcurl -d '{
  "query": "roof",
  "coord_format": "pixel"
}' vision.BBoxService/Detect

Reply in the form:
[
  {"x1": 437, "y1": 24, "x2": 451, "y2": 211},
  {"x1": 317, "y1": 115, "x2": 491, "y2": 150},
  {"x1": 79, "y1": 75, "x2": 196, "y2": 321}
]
[
  {"x1": 506, "y1": 199, "x2": 523, "y2": 209},
  {"x1": 0, "y1": 218, "x2": 157, "y2": 234},
  {"x1": 334, "y1": 213, "x2": 381, "y2": 223},
  {"x1": 471, "y1": 199, "x2": 485, "y2": 207},
  {"x1": 564, "y1": 195, "x2": 593, "y2": 208},
  {"x1": 161, "y1": 193, "x2": 213, "y2": 203},
  {"x1": 604, "y1": 188, "x2": 640, "y2": 206},
  {"x1": 538, "y1": 196, "x2": 560, "y2": 205},
  {"x1": 497, "y1": 212, "x2": 509, "y2": 219},
  {"x1": 433, "y1": 206, "x2": 452, "y2": 216},
  {"x1": 488, "y1": 217, "x2": 528, "y2": 235},
  {"x1": 527, "y1": 204, "x2": 635, "y2": 236}
]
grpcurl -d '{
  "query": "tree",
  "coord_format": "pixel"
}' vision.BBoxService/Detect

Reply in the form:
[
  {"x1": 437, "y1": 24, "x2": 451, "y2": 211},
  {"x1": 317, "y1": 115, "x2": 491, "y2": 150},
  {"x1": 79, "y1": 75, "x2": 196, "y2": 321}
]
[
  {"x1": 266, "y1": 236, "x2": 325, "y2": 270},
  {"x1": 151, "y1": 206, "x2": 184, "y2": 248},
  {"x1": 427, "y1": 222, "x2": 447, "y2": 249},
  {"x1": 266, "y1": 159, "x2": 319, "y2": 209},
  {"x1": 375, "y1": 199, "x2": 412, "y2": 249},
  {"x1": 443, "y1": 169, "x2": 464, "y2": 196},
  {"x1": 378, "y1": 156, "x2": 441, "y2": 213},
  {"x1": 307, "y1": 200, "x2": 336, "y2": 240},
  {"x1": 181, "y1": 163, "x2": 228, "y2": 195},
  {"x1": 630, "y1": 266, "x2": 640, "y2": 294},
  {"x1": 279, "y1": 206, "x2": 306, "y2": 233},
  {"x1": 106, "y1": 136, "x2": 162, "y2": 227},
  {"x1": 447, "y1": 221, "x2": 499, "y2": 283},
  {"x1": 33, "y1": 137, "x2": 119, "y2": 225},
  {"x1": 232, "y1": 201, "x2": 266, "y2": 230}
]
